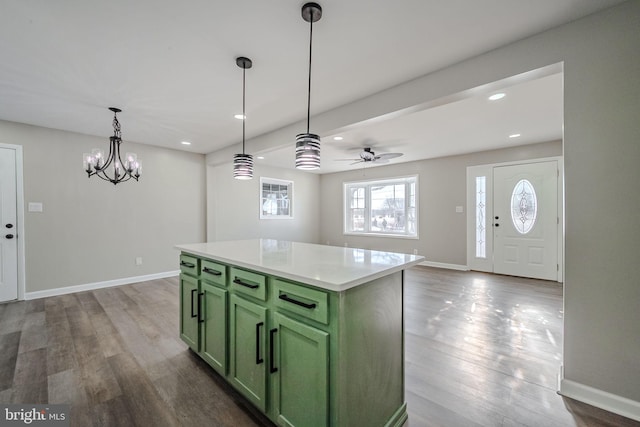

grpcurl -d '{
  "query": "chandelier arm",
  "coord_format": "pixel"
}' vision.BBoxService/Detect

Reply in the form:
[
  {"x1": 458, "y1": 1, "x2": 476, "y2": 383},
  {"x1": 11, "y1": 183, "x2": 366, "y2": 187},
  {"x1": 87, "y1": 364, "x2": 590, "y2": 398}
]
[{"x1": 99, "y1": 138, "x2": 116, "y2": 172}]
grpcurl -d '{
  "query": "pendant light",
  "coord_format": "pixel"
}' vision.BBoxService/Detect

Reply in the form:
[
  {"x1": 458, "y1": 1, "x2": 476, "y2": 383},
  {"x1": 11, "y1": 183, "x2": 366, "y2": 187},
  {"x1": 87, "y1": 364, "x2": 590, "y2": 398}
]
[
  {"x1": 83, "y1": 107, "x2": 141, "y2": 185},
  {"x1": 295, "y1": 2, "x2": 322, "y2": 170},
  {"x1": 233, "y1": 56, "x2": 253, "y2": 179}
]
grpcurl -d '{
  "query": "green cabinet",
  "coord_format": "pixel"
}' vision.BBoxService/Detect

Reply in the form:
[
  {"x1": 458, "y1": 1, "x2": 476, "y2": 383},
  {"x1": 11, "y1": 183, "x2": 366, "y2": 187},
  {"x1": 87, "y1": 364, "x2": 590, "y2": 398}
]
[
  {"x1": 200, "y1": 282, "x2": 228, "y2": 374},
  {"x1": 179, "y1": 259, "x2": 229, "y2": 376},
  {"x1": 179, "y1": 250, "x2": 407, "y2": 427},
  {"x1": 229, "y1": 294, "x2": 268, "y2": 411},
  {"x1": 179, "y1": 274, "x2": 199, "y2": 351},
  {"x1": 271, "y1": 312, "x2": 329, "y2": 427}
]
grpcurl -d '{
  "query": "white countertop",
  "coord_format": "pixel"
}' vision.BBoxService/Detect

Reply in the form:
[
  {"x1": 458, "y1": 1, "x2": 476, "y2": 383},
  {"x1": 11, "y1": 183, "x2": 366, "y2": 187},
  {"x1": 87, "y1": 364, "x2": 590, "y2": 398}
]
[{"x1": 176, "y1": 239, "x2": 424, "y2": 292}]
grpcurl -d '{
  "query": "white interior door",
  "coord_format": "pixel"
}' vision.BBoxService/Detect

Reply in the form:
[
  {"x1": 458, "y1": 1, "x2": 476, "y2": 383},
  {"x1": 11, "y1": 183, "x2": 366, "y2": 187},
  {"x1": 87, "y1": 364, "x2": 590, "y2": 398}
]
[
  {"x1": 493, "y1": 161, "x2": 558, "y2": 281},
  {"x1": 0, "y1": 147, "x2": 18, "y2": 302}
]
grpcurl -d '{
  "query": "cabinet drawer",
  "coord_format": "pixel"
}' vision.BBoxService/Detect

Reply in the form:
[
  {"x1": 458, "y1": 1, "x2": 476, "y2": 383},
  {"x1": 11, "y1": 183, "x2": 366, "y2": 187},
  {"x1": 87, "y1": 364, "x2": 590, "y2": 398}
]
[
  {"x1": 273, "y1": 279, "x2": 328, "y2": 325},
  {"x1": 230, "y1": 267, "x2": 267, "y2": 301},
  {"x1": 180, "y1": 253, "x2": 200, "y2": 277},
  {"x1": 201, "y1": 259, "x2": 227, "y2": 287}
]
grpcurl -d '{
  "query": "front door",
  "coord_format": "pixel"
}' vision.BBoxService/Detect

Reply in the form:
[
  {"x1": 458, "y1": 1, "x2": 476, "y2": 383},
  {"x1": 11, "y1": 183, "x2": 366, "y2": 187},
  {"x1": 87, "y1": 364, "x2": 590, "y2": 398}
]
[
  {"x1": 493, "y1": 161, "x2": 558, "y2": 280},
  {"x1": 0, "y1": 147, "x2": 18, "y2": 302}
]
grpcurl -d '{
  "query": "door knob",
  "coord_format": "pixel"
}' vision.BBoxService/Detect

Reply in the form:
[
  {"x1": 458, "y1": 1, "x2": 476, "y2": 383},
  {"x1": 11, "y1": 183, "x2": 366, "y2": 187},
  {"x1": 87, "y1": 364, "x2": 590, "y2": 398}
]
[
  {"x1": 494, "y1": 216, "x2": 499, "y2": 220},
  {"x1": 494, "y1": 224, "x2": 500, "y2": 227},
  {"x1": 5, "y1": 224, "x2": 13, "y2": 229},
  {"x1": 5, "y1": 234, "x2": 14, "y2": 239}
]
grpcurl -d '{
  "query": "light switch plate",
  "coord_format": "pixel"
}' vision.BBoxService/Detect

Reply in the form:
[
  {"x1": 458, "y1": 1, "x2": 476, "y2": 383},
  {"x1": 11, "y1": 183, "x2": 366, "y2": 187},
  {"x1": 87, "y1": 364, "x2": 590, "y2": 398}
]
[
  {"x1": 455, "y1": 206, "x2": 463, "y2": 213},
  {"x1": 28, "y1": 202, "x2": 43, "y2": 212}
]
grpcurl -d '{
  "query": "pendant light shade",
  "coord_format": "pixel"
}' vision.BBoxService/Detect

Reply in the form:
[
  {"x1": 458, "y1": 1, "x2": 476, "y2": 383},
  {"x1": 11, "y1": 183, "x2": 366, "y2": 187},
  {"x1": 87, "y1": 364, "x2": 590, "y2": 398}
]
[
  {"x1": 295, "y1": 3, "x2": 322, "y2": 170},
  {"x1": 233, "y1": 56, "x2": 253, "y2": 180},
  {"x1": 295, "y1": 133, "x2": 320, "y2": 169},
  {"x1": 233, "y1": 153, "x2": 253, "y2": 179}
]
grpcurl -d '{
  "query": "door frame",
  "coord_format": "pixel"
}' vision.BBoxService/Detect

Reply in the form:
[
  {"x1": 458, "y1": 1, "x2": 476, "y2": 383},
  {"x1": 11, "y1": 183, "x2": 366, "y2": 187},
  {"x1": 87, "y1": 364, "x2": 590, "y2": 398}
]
[
  {"x1": 0, "y1": 143, "x2": 26, "y2": 300},
  {"x1": 466, "y1": 156, "x2": 564, "y2": 282}
]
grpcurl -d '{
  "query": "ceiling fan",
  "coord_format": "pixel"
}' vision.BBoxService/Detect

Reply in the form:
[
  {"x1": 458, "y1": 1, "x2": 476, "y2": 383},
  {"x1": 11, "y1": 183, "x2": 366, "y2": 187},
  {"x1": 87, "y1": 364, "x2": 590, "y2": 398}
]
[{"x1": 337, "y1": 147, "x2": 403, "y2": 165}]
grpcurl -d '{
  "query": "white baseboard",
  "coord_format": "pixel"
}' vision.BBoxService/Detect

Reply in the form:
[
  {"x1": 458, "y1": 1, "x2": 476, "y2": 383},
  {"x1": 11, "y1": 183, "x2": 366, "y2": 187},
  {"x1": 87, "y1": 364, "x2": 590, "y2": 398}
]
[
  {"x1": 559, "y1": 378, "x2": 640, "y2": 422},
  {"x1": 24, "y1": 270, "x2": 180, "y2": 300},
  {"x1": 418, "y1": 261, "x2": 470, "y2": 271}
]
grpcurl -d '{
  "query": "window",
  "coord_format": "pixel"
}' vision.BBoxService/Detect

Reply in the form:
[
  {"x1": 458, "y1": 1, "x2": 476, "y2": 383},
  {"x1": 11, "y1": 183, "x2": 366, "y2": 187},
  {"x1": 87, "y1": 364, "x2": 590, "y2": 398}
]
[
  {"x1": 510, "y1": 179, "x2": 537, "y2": 234},
  {"x1": 260, "y1": 177, "x2": 293, "y2": 219},
  {"x1": 475, "y1": 176, "x2": 487, "y2": 258},
  {"x1": 344, "y1": 176, "x2": 418, "y2": 238}
]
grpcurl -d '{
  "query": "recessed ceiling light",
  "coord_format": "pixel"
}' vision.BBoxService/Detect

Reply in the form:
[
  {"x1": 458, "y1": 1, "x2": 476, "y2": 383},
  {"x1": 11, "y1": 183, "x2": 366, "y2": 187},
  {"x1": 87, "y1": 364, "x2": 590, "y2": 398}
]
[
  {"x1": 257, "y1": 156, "x2": 265, "y2": 160},
  {"x1": 489, "y1": 93, "x2": 505, "y2": 101},
  {"x1": 181, "y1": 141, "x2": 192, "y2": 145},
  {"x1": 333, "y1": 136, "x2": 343, "y2": 141},
  {"x1": 234, "y1": 114, "x2": 245, "y2": 120},
  {"x1": 509, "y1": 133, "x2": 521, "y2": 138}
]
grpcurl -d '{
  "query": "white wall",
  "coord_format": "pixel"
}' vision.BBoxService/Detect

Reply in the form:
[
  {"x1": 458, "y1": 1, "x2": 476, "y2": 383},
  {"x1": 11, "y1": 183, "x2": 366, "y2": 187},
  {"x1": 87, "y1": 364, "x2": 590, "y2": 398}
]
[
  {"x1": 0, "y1": 120, "x2": 206, "y2": 294},
  {"x1": 206, "y1": 161, "x2": 320, "y2": 243},
  {"x1": 319, "y1": 141, "x2": 562, "y2": 265}
]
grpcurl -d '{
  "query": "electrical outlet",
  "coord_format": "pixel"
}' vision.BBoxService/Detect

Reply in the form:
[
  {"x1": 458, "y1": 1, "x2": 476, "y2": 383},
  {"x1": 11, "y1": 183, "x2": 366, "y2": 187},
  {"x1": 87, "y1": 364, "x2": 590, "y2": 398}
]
[{"x1": 135, "y1": 257, "x2": 143, "y2": 266}]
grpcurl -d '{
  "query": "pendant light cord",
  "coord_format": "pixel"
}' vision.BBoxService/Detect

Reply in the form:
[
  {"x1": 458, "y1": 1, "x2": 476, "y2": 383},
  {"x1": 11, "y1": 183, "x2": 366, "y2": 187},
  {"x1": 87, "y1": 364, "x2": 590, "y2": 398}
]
[
  {"x1": 242, "y1": 66, "x2": 246, "y2": 154},
  {"x1": 306, "y1": 18, "x2": 313, "y2": 134}
]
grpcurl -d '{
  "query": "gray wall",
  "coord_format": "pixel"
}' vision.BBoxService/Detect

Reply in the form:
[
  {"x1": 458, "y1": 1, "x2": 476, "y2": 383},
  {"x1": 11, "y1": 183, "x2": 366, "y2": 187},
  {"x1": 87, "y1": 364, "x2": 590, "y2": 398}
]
[
  {"x1": 319, "y1": 141, "x2": 562, "y2": 265},
  {"x1": 0, "y1": 120, "x2": 206, "y2": 293},
  {"x1": 206, "y1": 162, "x2": 320, "y2": 243}
]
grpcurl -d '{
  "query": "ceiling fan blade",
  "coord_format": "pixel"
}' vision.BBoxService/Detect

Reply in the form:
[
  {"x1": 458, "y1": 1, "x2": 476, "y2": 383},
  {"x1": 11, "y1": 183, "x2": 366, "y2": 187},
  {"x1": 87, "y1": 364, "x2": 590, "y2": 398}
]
[
  {"x1": 376, "y1": 152, "x2": 403, "y2": 160},
  {"x1": 374, "y1": 158, "x2": 390, "y2": 164},
  {"x1": 350, "y1": 160, "x2": 364, "y2": 165},
  {"x1": 335, "y1": 158, "x2": 361, "y2": 162}
]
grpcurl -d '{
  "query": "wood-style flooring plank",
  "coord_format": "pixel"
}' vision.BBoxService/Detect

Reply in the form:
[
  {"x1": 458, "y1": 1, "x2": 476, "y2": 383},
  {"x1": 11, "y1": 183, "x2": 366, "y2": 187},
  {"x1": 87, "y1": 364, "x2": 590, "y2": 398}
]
[
  {"x1": 107, "y1": 352, "x2": 181, "y2": 427},
  {"x1": 0, "y1": 331, "x2": 20, "y2": 391}
]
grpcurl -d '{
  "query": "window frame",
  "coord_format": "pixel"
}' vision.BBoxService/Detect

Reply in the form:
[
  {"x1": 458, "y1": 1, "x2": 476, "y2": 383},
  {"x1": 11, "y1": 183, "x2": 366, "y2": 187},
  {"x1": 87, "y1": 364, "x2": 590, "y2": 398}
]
[
  {"x1": 343, "y1": 175, "x2": 418, "y2": 239},
  {"x1": 260, "y1": 177, "x2": 294, "y2": 220}
]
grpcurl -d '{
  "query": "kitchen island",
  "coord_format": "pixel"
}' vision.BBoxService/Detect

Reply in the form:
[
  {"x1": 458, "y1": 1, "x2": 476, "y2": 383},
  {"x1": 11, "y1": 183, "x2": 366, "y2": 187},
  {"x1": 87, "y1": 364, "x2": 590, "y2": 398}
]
[{"x1": 176, "y1": 239, "x2": 424, "y2": 427}]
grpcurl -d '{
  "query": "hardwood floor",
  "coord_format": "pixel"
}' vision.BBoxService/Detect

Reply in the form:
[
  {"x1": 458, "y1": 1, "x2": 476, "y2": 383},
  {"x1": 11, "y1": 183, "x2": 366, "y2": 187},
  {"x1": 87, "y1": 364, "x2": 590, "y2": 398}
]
[
  {"x1": 404, "y1": 267, "x2": 639, "y2": 427},
  {"x1": 0, "y1": 268, "x2": 637, "y2": 426}
]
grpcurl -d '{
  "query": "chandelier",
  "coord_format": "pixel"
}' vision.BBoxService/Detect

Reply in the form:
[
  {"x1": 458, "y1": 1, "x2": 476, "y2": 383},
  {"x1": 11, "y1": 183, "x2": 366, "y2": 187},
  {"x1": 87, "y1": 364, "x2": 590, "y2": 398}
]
[{"x1": 83, "y1": 107, "x2": 141, "y2": 185}]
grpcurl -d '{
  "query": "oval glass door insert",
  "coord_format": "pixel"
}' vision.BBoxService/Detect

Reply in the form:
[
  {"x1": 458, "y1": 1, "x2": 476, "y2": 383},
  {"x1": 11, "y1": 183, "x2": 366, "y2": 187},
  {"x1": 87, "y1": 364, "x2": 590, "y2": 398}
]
[{"x1": 511, "y1": 179, "x2": 537, "y2": 234}]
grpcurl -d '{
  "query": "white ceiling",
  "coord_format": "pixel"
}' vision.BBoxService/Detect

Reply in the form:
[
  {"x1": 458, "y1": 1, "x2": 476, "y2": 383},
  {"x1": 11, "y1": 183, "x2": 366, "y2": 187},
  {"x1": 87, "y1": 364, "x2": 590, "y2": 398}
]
[{"x1": 0, "y1": 1, "x2": 624, "y2": 173}]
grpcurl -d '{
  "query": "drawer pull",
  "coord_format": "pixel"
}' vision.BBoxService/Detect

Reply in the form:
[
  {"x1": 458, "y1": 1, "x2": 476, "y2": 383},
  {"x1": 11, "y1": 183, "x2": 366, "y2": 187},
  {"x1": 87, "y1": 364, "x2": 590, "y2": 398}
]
[
  {"x1": 203, "y1": 267, "x2": 222, "y2": 276},
  {"x1": 256, "y1": 322, "x2": 264, "y2": 365},
  {"x1": 279, "y1": 294, "x2": 317, "y2": 309},
  {"x1": 197, "y1": 292, "x2": 204, "y2": 323},
  {"x1": 233, "y1": 277, "x2": 259, "y2": 289},
  {"x1": 190, "y1": 289, "x2": 198, "y2": 318},
  {"x1": 181, "y1": 261, "x2": 195, "y2": 268},
  {"x1": 269, "y1": 328, "x2": 278, "y2": 373}
]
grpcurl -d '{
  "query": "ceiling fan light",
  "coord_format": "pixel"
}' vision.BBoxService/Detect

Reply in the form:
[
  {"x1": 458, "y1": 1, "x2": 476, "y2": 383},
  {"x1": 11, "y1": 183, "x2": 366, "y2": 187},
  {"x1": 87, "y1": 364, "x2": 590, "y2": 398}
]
[{"x1": 295, "y1": 133, "x2": 320, "y2": 170}]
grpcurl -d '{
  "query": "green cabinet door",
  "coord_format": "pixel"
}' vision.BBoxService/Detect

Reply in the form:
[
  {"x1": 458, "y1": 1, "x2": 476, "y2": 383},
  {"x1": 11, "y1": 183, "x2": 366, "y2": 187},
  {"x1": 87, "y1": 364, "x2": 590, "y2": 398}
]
[
  {"x1": 229, "y1": 294, "x2": 268, "y2": 411},
  {"x1": 180, "y1": 274, "x2": 199, "y2": 351},
  {"x1": 271, "y1": 312, "x2": 329, "y2": 427},
  {"x1": 200, "y1": 282, "x2": 228, "y2": 374}
]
